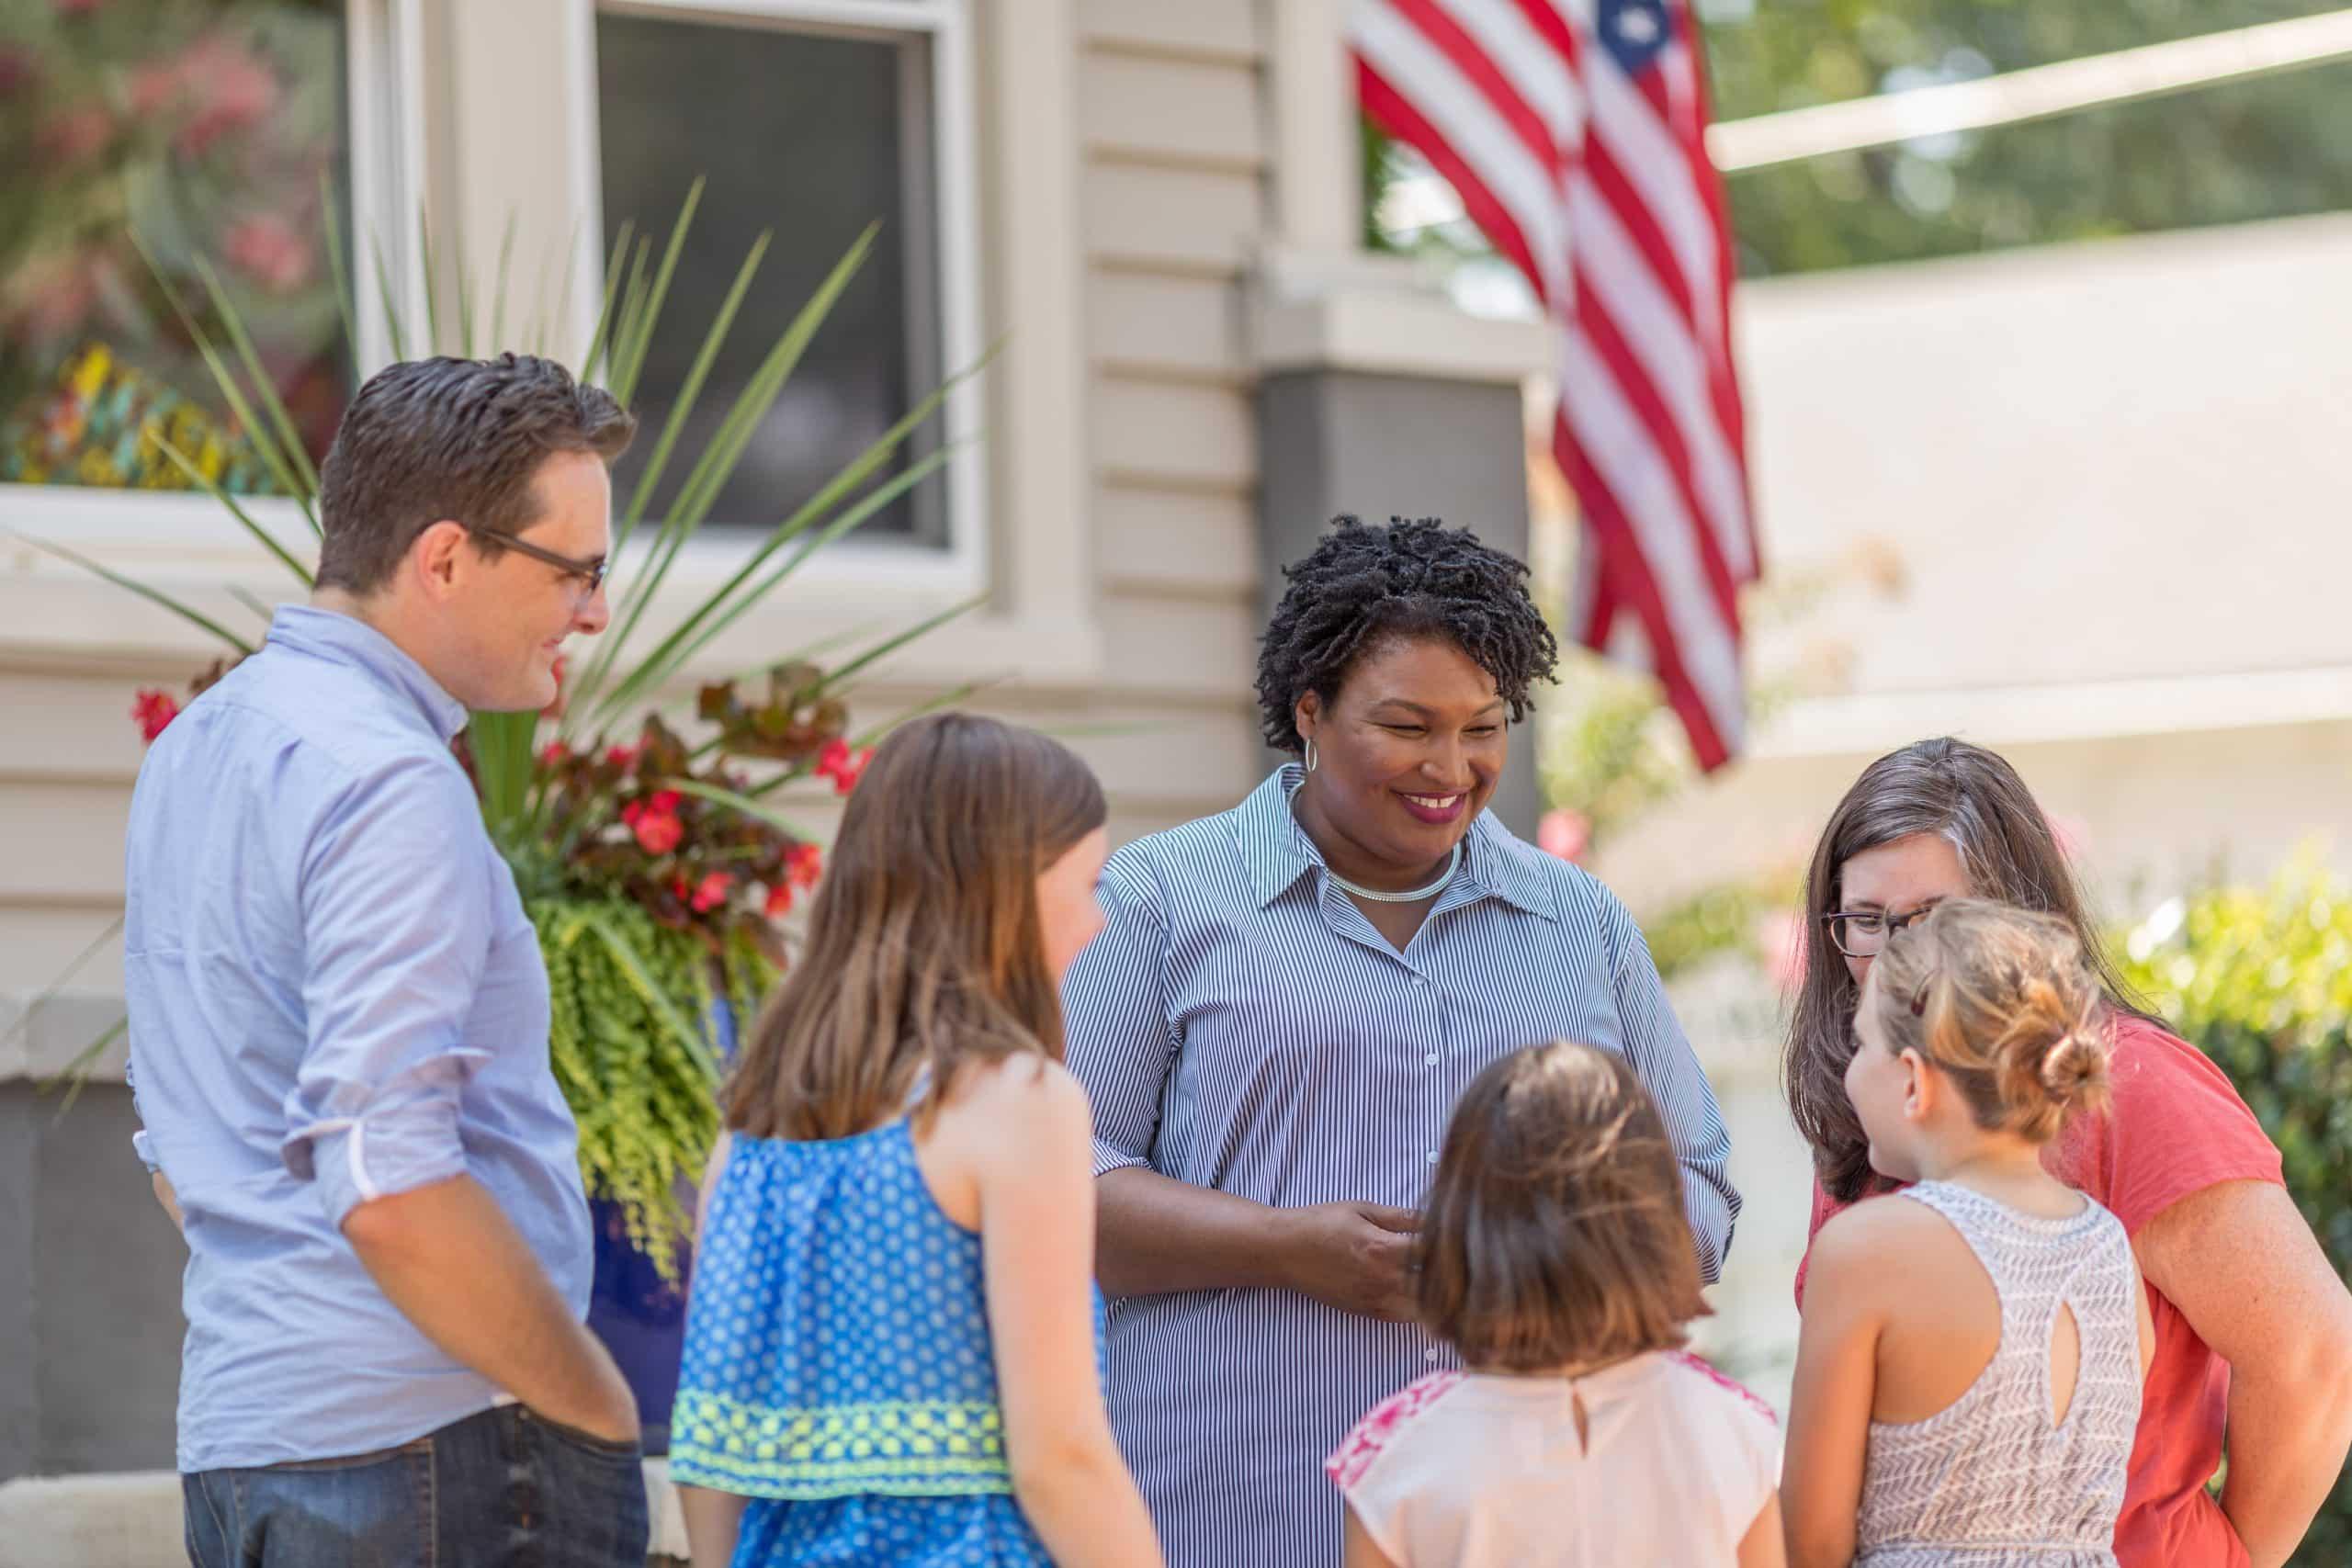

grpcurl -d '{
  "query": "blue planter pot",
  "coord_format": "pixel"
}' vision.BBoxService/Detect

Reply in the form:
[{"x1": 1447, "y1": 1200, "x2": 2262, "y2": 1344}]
[
  {"x1": 583, "y1": 998, "x2": 736, "y2": 1454},
  {"x1": 585, "y1": 1196, "x2": 690, "y2": 1453}
]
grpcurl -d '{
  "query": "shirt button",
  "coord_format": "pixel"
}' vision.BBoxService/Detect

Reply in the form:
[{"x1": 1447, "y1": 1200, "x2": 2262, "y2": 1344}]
[
  {"x1": 1425, "y1": 1150, "x2": 1439, "y2": 1165},
  {"x1": 1424, "y1": 1348, "x2": 1441, "y2": 1363},
  {"x1": 1410, "y1": 975, "x2": 1429, "y2": 987},
  {"x1": 1424, "y1": 1052, "x2": 1440, "y2": 1066}
]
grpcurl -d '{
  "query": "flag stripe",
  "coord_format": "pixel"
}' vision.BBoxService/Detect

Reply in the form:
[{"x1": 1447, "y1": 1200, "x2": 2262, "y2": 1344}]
[
  {"x1": 1388, "y1": 0, "x2": 1560, "y2": 175},
  {"x1": 1568, "y1": 256, "x2": 1739, "y2": 623},
  {"x1": 1580, "y1": 48, "x2": 1723, "y2": 338},
  {"x1": 1356, "y1": 62, "x2": 1548, "y2": 302},
  {"x1": 1356, "y1": 5, "x2": 1567, "y2": 299},
  {"x1": 1555, "y1": 412, "x2": 1737, "y2": 768},
  {"x1": 1557, "y1": 324, "x2": 1745, "y2": 755},
  {"x1": 1568, "y1": 172, "x2": 1753, "y2": 581},
  {"x1": 1442, "y1": 0, "x2": 1583, "y2": 148}
]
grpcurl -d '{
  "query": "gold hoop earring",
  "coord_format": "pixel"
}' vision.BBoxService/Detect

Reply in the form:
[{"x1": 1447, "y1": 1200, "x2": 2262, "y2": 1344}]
[{"x1": 1303, "y1": 737, "x2": 1318, "y2": 773}]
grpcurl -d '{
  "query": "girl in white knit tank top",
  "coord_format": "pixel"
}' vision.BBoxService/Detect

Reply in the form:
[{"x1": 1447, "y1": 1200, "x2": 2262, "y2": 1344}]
[{"x1": 1784, "y1": 900, "x2": 2156, "y2": 1567}]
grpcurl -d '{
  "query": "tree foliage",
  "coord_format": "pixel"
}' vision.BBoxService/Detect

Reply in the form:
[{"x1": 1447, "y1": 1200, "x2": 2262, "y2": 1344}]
[
  {"x1": 2115, "y1": 858, "x2": 2352, "y2": 1563},
  {"x1": 1700, "y1": 0, "x2": 2352, "y2": 275}
]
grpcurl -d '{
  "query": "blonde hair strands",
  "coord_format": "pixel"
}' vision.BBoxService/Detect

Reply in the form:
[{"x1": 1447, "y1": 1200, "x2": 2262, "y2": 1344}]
[{"x1": 1864, "y1": 898, "x2": 2113, "y2": 1144}]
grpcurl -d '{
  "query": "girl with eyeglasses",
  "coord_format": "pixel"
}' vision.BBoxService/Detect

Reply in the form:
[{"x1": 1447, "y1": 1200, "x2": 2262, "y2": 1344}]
[{"x1": 1782, "y1": 739, "x2": 2352, "y2": 1567}]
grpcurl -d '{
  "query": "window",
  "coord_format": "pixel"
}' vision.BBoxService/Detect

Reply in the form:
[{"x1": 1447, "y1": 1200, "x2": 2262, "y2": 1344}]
[
  {"x1": 592, "y1": 0, "x2": 975, "y2": 548},
  {"x1": 0, "y1": 0, "x2": 355, "y2": 494}
]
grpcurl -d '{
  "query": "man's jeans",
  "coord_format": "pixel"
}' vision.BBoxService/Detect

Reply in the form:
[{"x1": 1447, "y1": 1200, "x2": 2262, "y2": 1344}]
[{"x1": 183, "y1": 1404, "x2": 650, "y2": 1567}]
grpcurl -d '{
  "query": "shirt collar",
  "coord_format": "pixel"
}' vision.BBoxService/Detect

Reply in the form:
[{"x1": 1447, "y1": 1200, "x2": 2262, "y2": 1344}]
[
  {"x1": 265, "y1": 604, "x2": 471, "y2": 744},
  {"x1": 1235, "y1": 763, "x2": 1557, "y2": 920}
]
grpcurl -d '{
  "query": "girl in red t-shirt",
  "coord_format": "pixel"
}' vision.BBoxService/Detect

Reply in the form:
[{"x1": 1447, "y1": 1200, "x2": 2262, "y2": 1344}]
[{"x1": 1781, "y1": 738, "x2": 2352, "y2": 1568}]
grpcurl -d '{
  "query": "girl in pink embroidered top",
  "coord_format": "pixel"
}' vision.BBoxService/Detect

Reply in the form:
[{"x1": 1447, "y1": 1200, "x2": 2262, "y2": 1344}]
[{"x1": 1326, "y1": 1040, "x2": 1785, "y2": 1568}]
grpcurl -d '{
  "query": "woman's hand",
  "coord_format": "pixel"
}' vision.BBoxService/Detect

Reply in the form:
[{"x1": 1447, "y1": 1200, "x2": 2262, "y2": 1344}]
[
  {"x1": 1276, "y1": 1202, "x2": 1420, "y2": 1322},
  {"x1": 1093, "y1": 1168, "x2": 1420, "y2": 1316}
]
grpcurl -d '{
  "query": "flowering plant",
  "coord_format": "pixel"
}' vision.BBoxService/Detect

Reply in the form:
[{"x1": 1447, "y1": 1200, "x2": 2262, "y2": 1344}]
[{"x1": 1, "y1": 0, "x2": 347, "y2": 487}]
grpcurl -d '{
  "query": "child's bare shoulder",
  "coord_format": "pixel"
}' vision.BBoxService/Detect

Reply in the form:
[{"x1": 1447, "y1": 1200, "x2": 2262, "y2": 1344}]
[
  {"x1": 939, "y1": 1052, "x2": 1089, "y2": 1136},
  {"x1": 1809, "y1": 1191, "x2": 1971, "y2": 1300}
]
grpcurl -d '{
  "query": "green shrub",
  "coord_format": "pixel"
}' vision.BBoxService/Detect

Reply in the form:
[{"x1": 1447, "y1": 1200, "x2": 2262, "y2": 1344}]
[{"x1": 2115, "y1": 858, "x2": 2352, "y2": 1563}]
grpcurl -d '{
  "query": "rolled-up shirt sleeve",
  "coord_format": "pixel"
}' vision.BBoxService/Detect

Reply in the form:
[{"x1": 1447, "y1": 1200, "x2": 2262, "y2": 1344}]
[
  {"x1": 1062, "y1": 853, "x2": 1180, "y2": 1179},
  {"x1": 281, "y1": 756, "x2": 494, "y2": 1230},
  {"x1": 1600, "y1": 887, "x2": 1741, "y2": 1280}
]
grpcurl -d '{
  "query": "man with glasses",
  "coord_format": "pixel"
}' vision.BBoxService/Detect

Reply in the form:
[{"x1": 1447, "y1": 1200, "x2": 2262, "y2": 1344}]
[{"x1": 126, "y1": 354, "x2": 650, "y2": 1566}]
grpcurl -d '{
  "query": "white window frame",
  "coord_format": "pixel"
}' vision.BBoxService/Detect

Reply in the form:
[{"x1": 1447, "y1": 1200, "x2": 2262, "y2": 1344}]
[
  {"x1": 0, "y1": 0, "x2": 426, "y2": 558},
  {"x1": 0, "y1": 0, "x2": 1098, "y2": 690},
  {"x1": 568, "y1": 0, "x2": 989, "y2": 598}
]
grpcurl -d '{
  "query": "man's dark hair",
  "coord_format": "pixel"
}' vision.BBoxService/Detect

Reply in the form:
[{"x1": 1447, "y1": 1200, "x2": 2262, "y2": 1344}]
[
  {"x1": 315, "y1": 354, "x2": 636, "y2": 594},
  {"x1": 1254, "y1": 514, "x2": 1560, "y2": 753}
]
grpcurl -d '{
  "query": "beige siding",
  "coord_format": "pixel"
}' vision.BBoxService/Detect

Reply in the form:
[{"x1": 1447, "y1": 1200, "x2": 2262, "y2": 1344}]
[
  {"x1": 1072, "y1": 3, "x2": 1271, "y2": 833},
  {"x1": 1095, "y1": 489, "x2": 1257, "y2": 597},
  {"x1": 0, "y1": 665, "x2": 167, "y2": 992},
  {"x1": 1080, "y1": 54, "x2": 1264, "y2": 172},
  {"x1": 1077, "y1": 0, "x2": 1259, "y2": 62},
  {"x1": 1087, "y1": 273, "x2": 1247, "y2": 385}
]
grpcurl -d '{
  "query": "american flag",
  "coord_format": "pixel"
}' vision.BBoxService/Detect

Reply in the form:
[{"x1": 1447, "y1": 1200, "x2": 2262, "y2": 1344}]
[{"x1": 1352, "y1": 0, "x2": 1758, "y2": 769}]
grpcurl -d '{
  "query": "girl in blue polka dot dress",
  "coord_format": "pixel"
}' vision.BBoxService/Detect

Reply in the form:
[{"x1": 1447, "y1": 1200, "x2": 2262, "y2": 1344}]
[{"x1": 671, "y1": 714, "x2": 1162, "y2": 1567}]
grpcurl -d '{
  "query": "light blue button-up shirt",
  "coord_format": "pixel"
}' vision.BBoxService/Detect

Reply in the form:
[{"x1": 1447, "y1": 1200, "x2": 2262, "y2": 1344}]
[
  {"x1": 1063, "y1": 765, "x2": 1740, "y2": 1566},
  {"x1": 125, "y1": 605, "x2": 593, "y2": 1472}
]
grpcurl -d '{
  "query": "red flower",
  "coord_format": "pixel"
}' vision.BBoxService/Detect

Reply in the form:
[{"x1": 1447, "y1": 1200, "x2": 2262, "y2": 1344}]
[
  {"x1": 605, "y1": 744, "x2": 638, "y2": 772},
  {"x1": 131, "y1": 689, "x2": 181, "y2": 742},
  {"x1": 814, "y1": 738, "x2": 873, "y2": 795},
  {"x1": 126, "y1": 60, "x2": 176, "y2": 116},
  {"x1": 786, "y1": 841, "x2": 824, "y2": 890},
  {"x1": 630, "y1": 807, "x2": 683, "y2": 856},
  {"x1": 171, "y1": 36, "x2": 280, "y2": 158},
  {"x1": 35, "y1": 106, "x2": 111, "y2": 165},
  {"x1": 222, "y1": 214, "x2": 312, "y2": 294},
  {"x1": 689, "y1": 871, "x2": 733, "y2": 914},
  {"x1": 649, "y1": 788, "x2": 683, "y2": 814},
  {"x1": 764, "y1": 884, "x2": 795, "y2": 919},
  {"x1": 1537, "y1": 807, "x2": 1590, "y2": 864}
]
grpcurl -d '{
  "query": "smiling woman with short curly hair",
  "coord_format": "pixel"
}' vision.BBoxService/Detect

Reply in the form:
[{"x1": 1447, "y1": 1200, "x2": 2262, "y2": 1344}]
[{"x1": 1061, "y1": 513, "x2": 1741, "y2": 1568}]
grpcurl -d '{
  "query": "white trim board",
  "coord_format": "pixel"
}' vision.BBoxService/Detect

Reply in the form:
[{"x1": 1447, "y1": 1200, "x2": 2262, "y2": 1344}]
[{"x1": 1751, "y1": 665, "x2": 2352, "y2": 761}]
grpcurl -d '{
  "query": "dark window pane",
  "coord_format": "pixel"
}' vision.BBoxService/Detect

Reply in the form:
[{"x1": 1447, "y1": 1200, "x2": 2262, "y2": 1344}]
[
  {"x1": 596, "y1": 9, "x2": 945, "y2": 542},
  {"x1": 0, "y1": 0, "x2": 351, "y2": 493}
]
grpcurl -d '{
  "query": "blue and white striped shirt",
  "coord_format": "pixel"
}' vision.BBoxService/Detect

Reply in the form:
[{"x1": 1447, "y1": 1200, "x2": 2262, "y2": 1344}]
[{"x1": 1062, "y1": 765, "x2": 1739, "y2": 1567}]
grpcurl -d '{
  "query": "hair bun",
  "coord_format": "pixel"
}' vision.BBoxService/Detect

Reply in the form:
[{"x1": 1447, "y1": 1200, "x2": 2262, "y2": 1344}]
[{"x1": 2037, "y1": 1024, "x2": 2109, "y2": 1106}]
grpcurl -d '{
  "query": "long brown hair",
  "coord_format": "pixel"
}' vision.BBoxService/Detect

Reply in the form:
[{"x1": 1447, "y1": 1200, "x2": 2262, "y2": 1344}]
[
  {"x1": 1787, "y1": 738, "x2": 2151, "y2": 1201},
  {"x1": 1862, "y1": 899, "x2": 2113, "y2": 1144},
  {"x1": 1417, "y1": 1040, "x2": 1708, "y2": 1372},
  {"x1": 726, "y1": 712, "x2": 1105, "y2": 1141}
]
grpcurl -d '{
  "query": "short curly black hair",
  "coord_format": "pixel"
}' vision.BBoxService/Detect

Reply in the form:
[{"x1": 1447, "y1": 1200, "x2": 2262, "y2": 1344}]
[{"x1": 1256, "y1": 515, "x2": 1559, "y2": 753}]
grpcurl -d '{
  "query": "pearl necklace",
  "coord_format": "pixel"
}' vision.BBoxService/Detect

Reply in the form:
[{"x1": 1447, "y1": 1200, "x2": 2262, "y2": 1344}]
[{"x1": 1329, "y1": 844, "x2": 1462, "y2": 904}]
